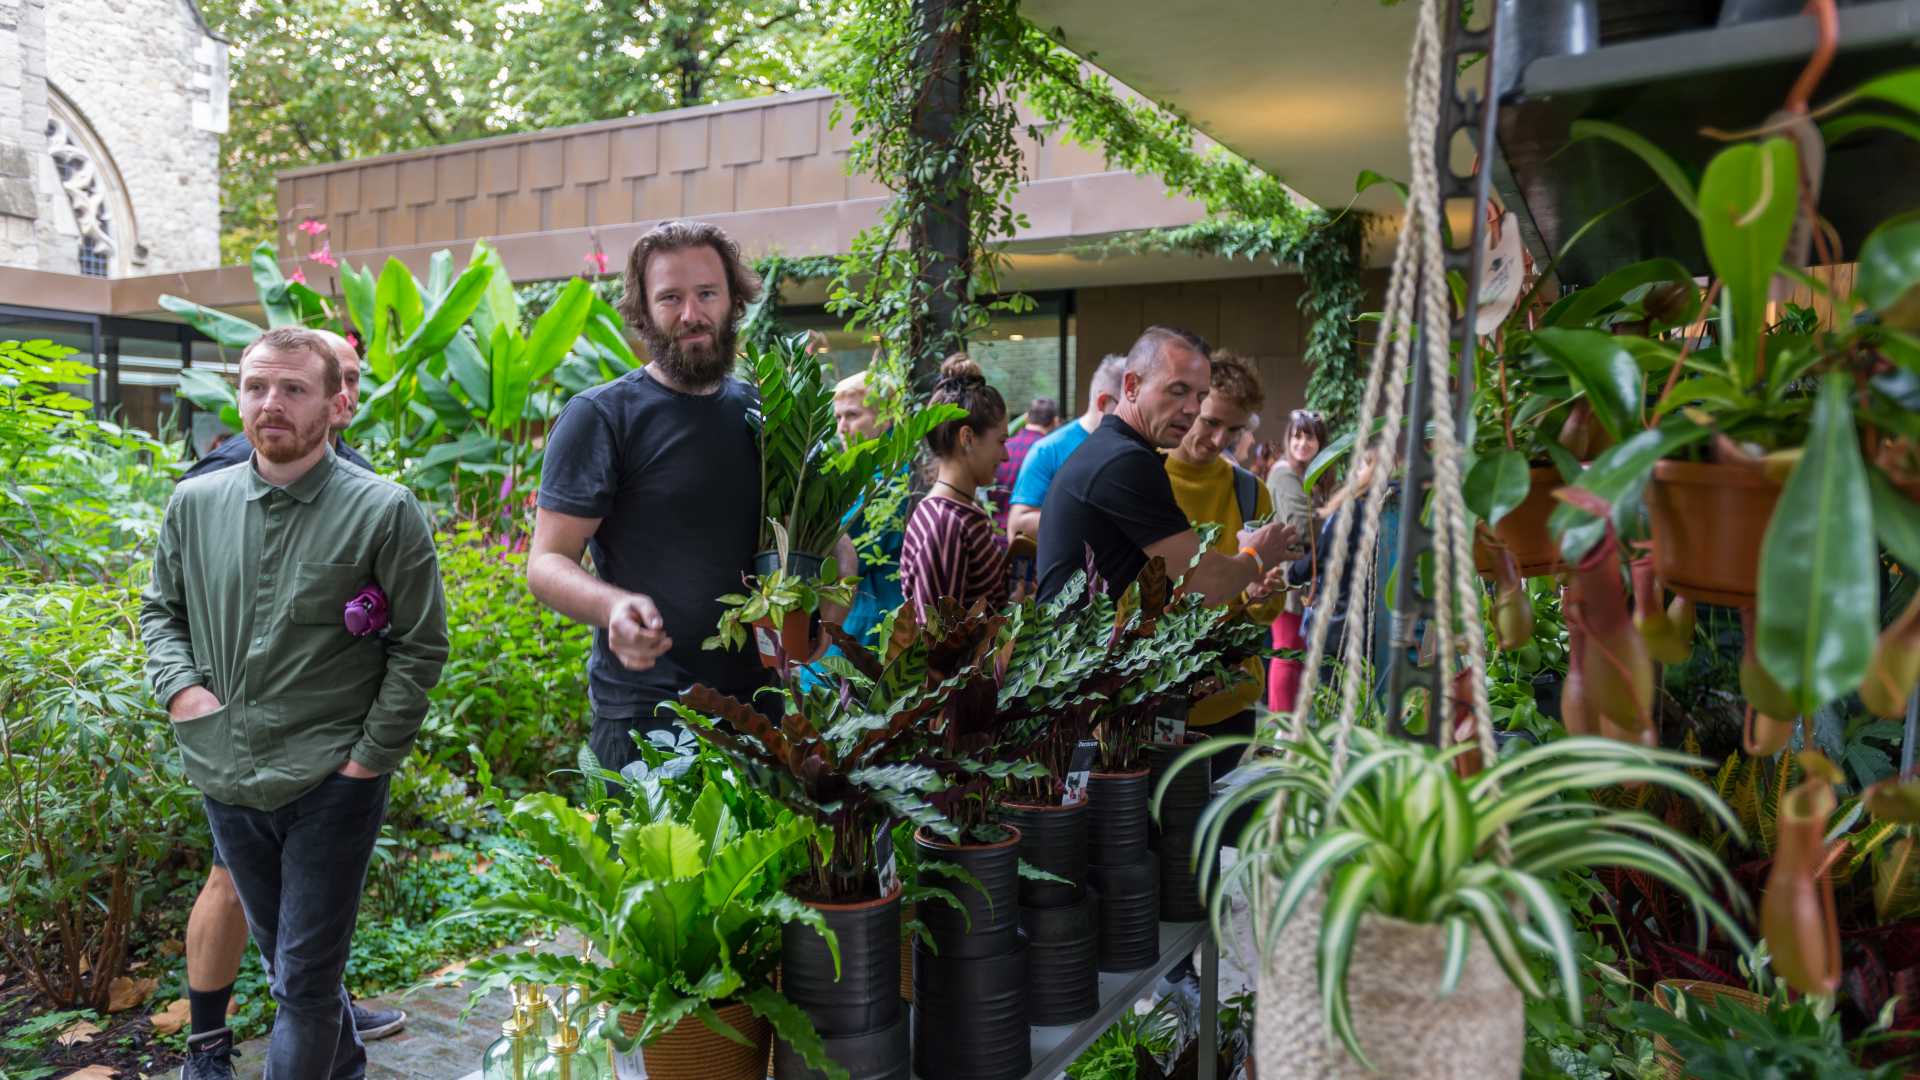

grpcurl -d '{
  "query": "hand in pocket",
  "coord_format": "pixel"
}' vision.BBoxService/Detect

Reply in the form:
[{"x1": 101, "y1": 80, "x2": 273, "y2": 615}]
[{"x1": 168, "y1": 685, "x2": 223, "y2": 723}]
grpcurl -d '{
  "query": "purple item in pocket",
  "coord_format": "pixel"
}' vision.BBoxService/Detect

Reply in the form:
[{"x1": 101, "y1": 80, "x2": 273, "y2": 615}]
[{"x1": 343, "y1": 585, "x2": 389, "y2": 636}]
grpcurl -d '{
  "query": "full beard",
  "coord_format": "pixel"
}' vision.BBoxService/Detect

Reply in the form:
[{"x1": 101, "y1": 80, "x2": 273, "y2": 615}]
[
  {"x1": 246, "y1": 411, "x2": 332, "y2": 464},
  {"x1": 641, "y1": 320, "x2": 738, "y2": 389}
]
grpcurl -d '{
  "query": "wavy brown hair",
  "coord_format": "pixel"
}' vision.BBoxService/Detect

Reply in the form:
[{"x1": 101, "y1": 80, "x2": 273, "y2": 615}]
[{"x1": 615, "y1": 220, "x2": 764, "y2": 334}]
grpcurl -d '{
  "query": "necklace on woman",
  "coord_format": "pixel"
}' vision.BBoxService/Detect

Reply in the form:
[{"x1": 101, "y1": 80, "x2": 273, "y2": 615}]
[{"x1": 931, "y1": 479, "x2": 975, "y2": 502}]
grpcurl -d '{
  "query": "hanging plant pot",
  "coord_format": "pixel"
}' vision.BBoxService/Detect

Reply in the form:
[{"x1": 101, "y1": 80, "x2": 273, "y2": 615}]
[
  {"x1": 772, "y1": 1013, "x2": 910, "y2": 1080},
  {"x1": 1256, "y1": 891, "x2": 1523, "y2": 1079},
  {"x1": 1647, "y1": 460, "x2": 1781, "y2": 607},
  {"x1": 777, "y1": 884, "x2": 902, "y2": 1045},
  {"x1": 615, "y1": 1002, "x2": 772, "y2": 1080},
  {"x1": 1086, "y1": 769, "x2": 1151, "y2": 867},
  {"x1": 1019, "y1": 888, "x2": 1100, "y2": 1025},
  {"x1": 752, "y1": 609, "x2": 827, "y2": 669},
  {"x1": 999, "y1": 798, "x2": 1088, "y2": 910},
  {"x1": 753, "y1": 550, "x2": 828, "y2": 580},
  {"x1": 1472, "y1": 467, "x2": 1566, "y2": 578},
  {"x1": 913, "y1": 826, "x2": 1021, "y2": 958},
  {"x1": 1648, "y1": 980, "x2": 1767, "y2": 1079},
  {"x1": 911, "y1": 932, "x2": 1031, "y2": 1080},
  {"x1": 1090, "y1": 853, "x2": 1161, "y2": 972}
]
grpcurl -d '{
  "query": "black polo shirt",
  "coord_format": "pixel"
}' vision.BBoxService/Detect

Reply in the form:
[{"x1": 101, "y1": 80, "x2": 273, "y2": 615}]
[{"x1": 1036, "y1": 414, "x2": 1191, "y2": 601}]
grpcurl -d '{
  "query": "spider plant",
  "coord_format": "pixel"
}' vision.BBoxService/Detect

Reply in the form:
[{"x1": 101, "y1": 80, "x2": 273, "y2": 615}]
[{"x1": 1162, "y1": 726, "x2": 1754, "y2": 1065}]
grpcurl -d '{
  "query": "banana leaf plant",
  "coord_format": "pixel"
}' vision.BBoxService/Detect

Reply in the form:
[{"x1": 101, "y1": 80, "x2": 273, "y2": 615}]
[
  {"x1": 442, "y1": 785, "x2": 844, "y2": 1077},
  {"x1": 164, "y1": 239, "x2": 638, "y2": 508},
  {"x1": 1543, "y1": 68, "x2": 1920, "y2": 720},
  {"x1": 1165, "y1": 724, "x2": 1753, "y2": 1066}
]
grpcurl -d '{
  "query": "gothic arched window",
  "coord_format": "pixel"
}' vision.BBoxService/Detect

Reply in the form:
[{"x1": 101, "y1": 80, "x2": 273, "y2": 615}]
[{"x1": 46, "y1": 89, "x2": 136, "y2": 278}]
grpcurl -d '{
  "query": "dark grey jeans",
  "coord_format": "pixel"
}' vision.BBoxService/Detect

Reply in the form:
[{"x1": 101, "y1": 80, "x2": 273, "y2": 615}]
[{"x1": 203, "y1": 772, "x2": 389, "y2": 1080}]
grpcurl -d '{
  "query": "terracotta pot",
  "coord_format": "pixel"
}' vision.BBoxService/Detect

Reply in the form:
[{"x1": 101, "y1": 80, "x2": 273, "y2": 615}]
[
  {"x1": 1649, "y1": 980, "x2": 1766, "y2": 1080},
  {"x1": 1648, "y1": 460, "x2": 1781, "y2": 607},
  {"x1": 751, "y1": 610, "x2": 828, "y2": 670},
  {"x1": 616, "y1": 1000, "x2": 771, "y2": 1080},
  {"x1": 1472, "y1": 467, "x2": 1566, "y2": 578}
]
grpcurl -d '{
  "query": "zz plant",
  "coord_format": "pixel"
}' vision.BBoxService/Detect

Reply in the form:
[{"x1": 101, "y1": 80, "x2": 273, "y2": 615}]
[{"x1": 1167, "y1": 725, "x2": 1754, "y2": 1065}]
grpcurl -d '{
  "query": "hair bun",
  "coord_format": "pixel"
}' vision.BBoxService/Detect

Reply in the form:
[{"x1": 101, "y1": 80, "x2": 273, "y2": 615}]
[{"x1": 938, "y1": 354, "x2": 983, "y2": 382}]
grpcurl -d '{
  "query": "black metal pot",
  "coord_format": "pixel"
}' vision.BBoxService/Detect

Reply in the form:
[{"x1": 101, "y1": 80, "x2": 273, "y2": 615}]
[
  {"x1": 753, "y1": 549, "x2": 828, "y2": 580},
  {"x1": 1154, "y1": 824, "x2": 1207, "y2": 923},
  {"x1": 1597, "y1": 0, "x2": 1717, "y2": 44},
  {"x1": 1145, "y1": 740, "x2": 1211, "y2": 831},
  {"x1": 999, "y1": 798, "x2": 1087, "y2": 909},
  {"x1": 779, "y1": 885, "x2": 902, "y2": 1039},
  {"x1": 1086, "y1": 770, "x2": 1151, "y2": 867},
  {"x1": 911, "y1": 932, "x2": 1031, "y2": 1080},
  {"x1": 1018, "y1": 888, "x2": 1099, "y2": 1025},
  {"x1": 1090, "y1": 853, "x2": 1160, "y2": 972},
  {"x1": 773, "y1": 1009, "x2": 910, "y2": 1080},
  {"x1": 913, "y1": 826, "x2": 1021, "y2": 958},
  {"x1": 1494, "y1": 0, "x2": 1597, "y2": 100},
  {"x1": 1532, "y1": 670, "x2": 1565, "y2": 722}
]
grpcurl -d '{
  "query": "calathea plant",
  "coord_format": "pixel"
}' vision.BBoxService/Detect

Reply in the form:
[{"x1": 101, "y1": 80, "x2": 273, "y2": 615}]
[{"x1": 441, "y1": 783, "x2": 839, "y2": 1072}]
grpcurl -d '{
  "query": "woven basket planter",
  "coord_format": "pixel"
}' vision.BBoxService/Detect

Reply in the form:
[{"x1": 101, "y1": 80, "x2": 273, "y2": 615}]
[
  {"x1": 1255, "y1": 890, "x2": 1524, "y2": 1079},
  {"x1": 615, "y1": 1001, "x2": 771, "y2": 1080}
]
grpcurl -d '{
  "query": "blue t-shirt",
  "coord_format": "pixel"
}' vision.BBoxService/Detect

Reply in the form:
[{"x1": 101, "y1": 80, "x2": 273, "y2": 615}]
[{"x1": 1010, "y1": 419, "x2": 1094, "y2": 509}]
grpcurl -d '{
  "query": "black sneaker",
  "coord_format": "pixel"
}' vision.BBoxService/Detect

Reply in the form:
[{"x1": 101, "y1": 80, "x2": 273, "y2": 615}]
[
  {"x1": 351, "y1": 1001, "x2": 406, "y2": 1040},
  {"x1": 181, "y1": 1027, "x2": 236, "y2": 1080}
]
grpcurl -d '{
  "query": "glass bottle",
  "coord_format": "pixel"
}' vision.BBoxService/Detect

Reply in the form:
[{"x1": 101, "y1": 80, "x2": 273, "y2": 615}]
[
  {"x1": 576, "y1": 1001, "x2": 609, "y2": 1071},
  {"x1": 524, "y1": 983, "x2": 560, "y2": 1042},
  {"x1": 529, "y1": 1014, "x2": 607, "y2": 1080},
  {"x1": 481, "y1": 1002, "x2": 541, "y2": 1080}
]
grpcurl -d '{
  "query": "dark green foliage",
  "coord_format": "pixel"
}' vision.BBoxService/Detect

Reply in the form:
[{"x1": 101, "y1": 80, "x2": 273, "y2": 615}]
[{"x1": 1629, "y1": 986, "x2": 1906, "y2": 1079}]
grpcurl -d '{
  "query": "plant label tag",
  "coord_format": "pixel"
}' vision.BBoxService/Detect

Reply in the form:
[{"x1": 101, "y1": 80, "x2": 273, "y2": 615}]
[
  {"x1": 614, "y1": 1043, "x2": 650, "y2": 1078},
  {"x1": 1155, "y1": 712, "x2": 1187, "y2": 743},
  {"x1": 1064, "y1": 739, "x2": 1098, "y2": 805},
  {"x1": 753, "y1": 624, "x2": 779, "y2": 662},
  {"x1": 875, "y1": 825, "x2": 898, "y2": 895}
]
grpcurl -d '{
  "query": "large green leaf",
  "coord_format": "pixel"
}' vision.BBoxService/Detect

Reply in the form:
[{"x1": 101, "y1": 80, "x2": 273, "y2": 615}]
[
  {"x1": 1845, "y1": 68, "x2": 1920, "y2": 116},
  {"x1": 584, "y1": 295, "x2": 641, "y2": 371},
  {"x1": 1757, "y1": 374, "x2": 1878, "y2": 715},
  {"x1": 176, "y1": 368, "x2": 241, "y2": 430},
  {"x1": 1550, "y1": 258, "x2": 1700, "y2": 330},
  {"x1": 1696, "y1": 138, "x2": 1799, "y2": 384},
  {"x1": 524, "y1": 279, "x2": 596, "y2": 384},
  {"x1": 251, "y1": 243, "x2": 298, "y2": 327},
  {"x1": 1869, "y1": 465, "x2": 1920, "y2": 570},
  {"x1": 368, "y1": 258, "x2": 425, "y2": 380},
  {"x1": 485, "y1": 322, "x2": 524, "y2": 431},
  {"x1": 621, "y1": 820, "x2": 706, "y2": 881},
  {"x1": 1856, "y1": 212, "x2": 1920, "y2": 330},
  {"x1": 703, "y1": 817, "x2": 812, "y2": 911},
  {"x1": 467, "y1": 238, "x2": 521, "y2": 346},
  {"x1": 396, "y1": 260, "x2": 493, "y2": 368},
  {"x1": 1462, "y1": 448, "x2": 1530, "y2": 526},
  {"x1": 340, "y1": 264, "x2": 377, "y2": 344},
  {"x1": 1568, "y1": 119, "x2": 1699, "y2": 217},
  {"x1": 158, "y1": 295, "x2": 262, "y2": 349},
  {"x1": 1531, "y1": 327, "x2": 1643, "y2": 442},
  {"x1": 442, "y1": 328, "x2": 491, "y2": 412},
  {"x1": 1550, "y1": 417, "x2": 1713, "y2": 560}
]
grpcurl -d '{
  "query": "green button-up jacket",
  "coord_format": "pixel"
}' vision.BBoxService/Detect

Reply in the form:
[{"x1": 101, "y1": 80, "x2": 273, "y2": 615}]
[{"x1": 139, "y1": 448, "x2": 449, "y2": 811}]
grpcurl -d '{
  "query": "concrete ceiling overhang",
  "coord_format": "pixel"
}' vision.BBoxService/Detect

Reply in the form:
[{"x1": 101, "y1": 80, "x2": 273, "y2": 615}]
[{"x1": 1022, "y1": 0, "x2": 1419, "y2": 214}]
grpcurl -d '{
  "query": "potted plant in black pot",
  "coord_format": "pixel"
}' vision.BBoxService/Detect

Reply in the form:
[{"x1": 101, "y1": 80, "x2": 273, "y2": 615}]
[
  {"x1": 713, "y1": 333, "x2": 961, "y2": 670},
  {"x1": 672, "y1": 652, "x2": 963, "y2": 1080}
]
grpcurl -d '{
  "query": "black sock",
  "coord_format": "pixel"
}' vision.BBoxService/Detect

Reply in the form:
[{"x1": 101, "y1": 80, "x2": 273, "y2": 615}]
[{"x1": 189, "y1": 983, "x2": 234, "y2": 1037}]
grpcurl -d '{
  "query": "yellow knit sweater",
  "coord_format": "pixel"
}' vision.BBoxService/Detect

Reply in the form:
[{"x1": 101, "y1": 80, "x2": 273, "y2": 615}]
[{"x1": 1163, "y1": 453, "x2": 1285, "y2": 727}]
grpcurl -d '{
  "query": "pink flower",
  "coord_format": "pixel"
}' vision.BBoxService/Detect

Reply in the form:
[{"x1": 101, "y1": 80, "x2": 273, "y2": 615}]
[
  {"x1": 345, "y1": 331, "x2": 360, "y2": 349},
  {"x1": 585, "y1": 250, "x2": 609, "y2": 275},
  {"x1": 297, "y1": 218, "x2": 328, "y2": 237},
  {"x1": 498, "y1": 475, "x2": 514, "y2": 502},
  {"x1": 288, "y1": 269, "x2": 307, "y2": 285},
  {"x1": 310, "y1": 241, "x2": 338, "y2": 269}
]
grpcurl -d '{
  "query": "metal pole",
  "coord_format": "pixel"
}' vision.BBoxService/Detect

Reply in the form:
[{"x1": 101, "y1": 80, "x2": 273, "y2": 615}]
[
  {"x1": 1384, "y1": 0, "x2": 1503, "y2": 743},
  {"x1": 1199, "y1": 933, "x2": 1219, "y2": 1080}
]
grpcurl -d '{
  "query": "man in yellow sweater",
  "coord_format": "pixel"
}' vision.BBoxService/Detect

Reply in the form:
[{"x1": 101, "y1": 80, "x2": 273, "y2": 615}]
[{"x1": 1163, "y1": 351, "x2": 1286, "y2": 762}]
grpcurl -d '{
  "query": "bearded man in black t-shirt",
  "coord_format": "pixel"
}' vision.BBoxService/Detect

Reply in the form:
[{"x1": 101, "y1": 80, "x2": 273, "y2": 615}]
[
  {"x1": 1036, "y1": 326, "x2": 1300, "y2": 605},
  {"x1": 530, "y1": 220, "x2": 848, "y2": 772}
]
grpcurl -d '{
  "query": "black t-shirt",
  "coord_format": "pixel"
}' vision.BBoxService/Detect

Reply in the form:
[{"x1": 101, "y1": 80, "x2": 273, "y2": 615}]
[
  {"x1": 181, "y1": 433, "x2": 375, "y2": 481},
  {"x1": 537, "y1": 369, "x2": 765, "y2": 718},
  {"x1": 1036, "y1": 414, "x2": 1192, "y2": 601}
]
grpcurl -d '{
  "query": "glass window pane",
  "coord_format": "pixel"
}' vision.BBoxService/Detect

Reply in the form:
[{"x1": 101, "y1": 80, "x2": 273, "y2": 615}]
[{"x1": 0, "y1": 314, "x2": 100, "y2": 405}]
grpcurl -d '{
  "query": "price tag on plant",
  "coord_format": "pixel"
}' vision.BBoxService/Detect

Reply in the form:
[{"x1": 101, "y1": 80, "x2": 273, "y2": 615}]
[
  {"x1": 1154, "y1": 712, "x2": 1187, "y2": 743},
  {"x1": 753, "y1": 624, "x2": 779, "y2": 663},
  {"x1": 875, "y1": 824, "x2": 898, "y2": 895},
  {"x1": 1063, "y1": 738, "x2": 1098, "y2": 805},
  {"x1": 614, "y1": 1043, "x2": 650, "y2": 1078}
]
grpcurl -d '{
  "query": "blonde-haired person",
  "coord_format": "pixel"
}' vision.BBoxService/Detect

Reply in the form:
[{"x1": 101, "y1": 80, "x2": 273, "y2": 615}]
[
  {"x1": 899, "y1": 355, "x2": 1019, "y2": 614},
  {"x1": 1265, "y1": 408, "x2": 1330, "y2": 713},
  {"x1": 1162, "y1": 350, "x2": 1286, "y2": 766}
]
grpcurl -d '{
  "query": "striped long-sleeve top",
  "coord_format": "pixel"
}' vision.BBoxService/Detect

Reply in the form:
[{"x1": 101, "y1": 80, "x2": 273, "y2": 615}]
[{"x1": 899, "y1": 493, "x2": 1011, "y2": 615}]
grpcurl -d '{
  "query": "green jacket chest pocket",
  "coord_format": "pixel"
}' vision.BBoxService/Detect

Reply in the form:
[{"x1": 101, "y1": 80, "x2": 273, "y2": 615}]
[{"x1": 289, "y1": 561, "x2": 370, "y2": 625}]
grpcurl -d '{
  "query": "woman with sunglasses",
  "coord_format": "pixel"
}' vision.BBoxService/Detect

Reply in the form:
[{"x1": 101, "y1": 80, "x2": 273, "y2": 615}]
[{"x1": 1265, "y1": 408, "x2": 1330, "y2": 713}]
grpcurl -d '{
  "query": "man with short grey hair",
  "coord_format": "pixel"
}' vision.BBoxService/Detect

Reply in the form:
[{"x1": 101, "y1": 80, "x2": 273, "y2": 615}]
[
  {"x1": 142, "y1": 326, "x2": 448, "y2": 1079},
  {"x1": 1006, "y1": 354, "x2": 1127, "y2": 543},
  {"x1": 1036, "y1": 326, "x2": 1298, "y2": 604}
]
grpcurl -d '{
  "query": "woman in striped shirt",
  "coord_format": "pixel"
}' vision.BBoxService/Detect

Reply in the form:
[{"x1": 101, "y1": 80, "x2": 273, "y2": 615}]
[{"x1": 899, "y1": 355, "x2": 1016, "y2": 614}]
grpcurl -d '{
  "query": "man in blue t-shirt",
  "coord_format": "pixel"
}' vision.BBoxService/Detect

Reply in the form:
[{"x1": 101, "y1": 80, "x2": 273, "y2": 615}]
[{"x1": 1007, "y1": 354, "x2": 1125, "y2": 544}]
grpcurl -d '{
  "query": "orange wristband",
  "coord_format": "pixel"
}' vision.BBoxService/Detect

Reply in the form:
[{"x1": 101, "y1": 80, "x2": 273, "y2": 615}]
[{"x1": 1239, "y1": 545, "x2": 1264, "y2": 572}]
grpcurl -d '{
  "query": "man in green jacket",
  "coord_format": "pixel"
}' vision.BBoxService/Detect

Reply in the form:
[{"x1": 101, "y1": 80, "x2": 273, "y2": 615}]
[{"x1": 140, "y1": 327, "x2": 449, "y2": 1080}]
